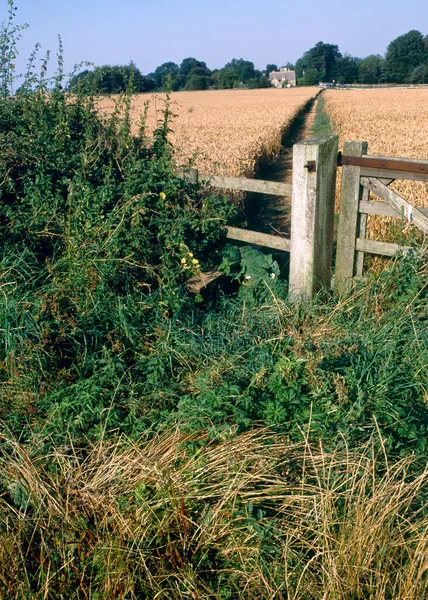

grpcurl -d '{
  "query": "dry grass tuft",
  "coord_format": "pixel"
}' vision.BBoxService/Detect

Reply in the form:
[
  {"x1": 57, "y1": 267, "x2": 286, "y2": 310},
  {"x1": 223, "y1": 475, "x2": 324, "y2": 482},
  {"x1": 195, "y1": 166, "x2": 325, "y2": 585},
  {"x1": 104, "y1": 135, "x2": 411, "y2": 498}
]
[{"x1": 1, "y1": 429, "x2": 427, "y2": 599}]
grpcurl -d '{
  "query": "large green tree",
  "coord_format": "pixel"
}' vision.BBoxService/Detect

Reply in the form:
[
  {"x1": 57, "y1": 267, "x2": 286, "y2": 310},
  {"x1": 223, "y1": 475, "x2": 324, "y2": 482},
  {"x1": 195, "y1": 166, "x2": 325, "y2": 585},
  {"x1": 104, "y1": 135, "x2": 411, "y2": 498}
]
[
  {"x1": 335, "y1": 55, "x2": 358, "y2": 84},
  {"x1": 223, "y1": 58, "x2": 256, "y2": 83},
  {"x1": 385, "y1": 30, "x2": 425, "y2": 83},
  {"x1": 358, "y1": 55, "x2": 385, "y2": 84},
  {"x1": 151, "y1": 61, "x2": 180, "y2": 90},
  {"x1": 295, "y1": 42, "x2": 341, "y2": 84}
]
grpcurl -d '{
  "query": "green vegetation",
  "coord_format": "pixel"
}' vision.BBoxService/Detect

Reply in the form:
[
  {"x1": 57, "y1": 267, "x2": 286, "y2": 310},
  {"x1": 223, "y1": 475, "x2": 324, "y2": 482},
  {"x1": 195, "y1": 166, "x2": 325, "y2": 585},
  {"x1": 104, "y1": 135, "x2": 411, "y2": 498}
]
[
  {"x1": 294, "y1": 31, "x2": 428, "y2": 85},
  {"x1": 1, "y1": 3, "x2": 428, "y2": 597},
  {"x1": 70, "y1": 56, "x2": 272, "y2": 94},
  {"x1": 310, "y1": 94, "x2": 332, "y2": 136}
]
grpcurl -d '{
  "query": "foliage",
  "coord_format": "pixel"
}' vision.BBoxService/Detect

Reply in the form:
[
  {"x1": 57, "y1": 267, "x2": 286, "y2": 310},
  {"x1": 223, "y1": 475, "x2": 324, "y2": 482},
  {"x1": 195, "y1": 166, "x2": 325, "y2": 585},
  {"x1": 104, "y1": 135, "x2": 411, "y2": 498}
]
[
  {"x1": 0, "y1": 0, "x2": 27, "y2": 95},
  {"x1": 266, "y1": 63, "x2": 278, "y2": 73},
  {"x1": 68, "y1": 62, "x2": 156, "y2": 94},
  {"x1": 357, "y1": 54, "x2": 385, "y2": 84},
  {"x1": 385, "y1": 30, "x2": 427, "y2": 83},
  {"x1": 0, "y1": 23, "x2": 234, "y2": 445},
  {"x1": 295, "y1": 41, "x2": 341, "y2": 84},
  {"x1": 335, "y1": 54, "x2": 359, "y2": 84}
]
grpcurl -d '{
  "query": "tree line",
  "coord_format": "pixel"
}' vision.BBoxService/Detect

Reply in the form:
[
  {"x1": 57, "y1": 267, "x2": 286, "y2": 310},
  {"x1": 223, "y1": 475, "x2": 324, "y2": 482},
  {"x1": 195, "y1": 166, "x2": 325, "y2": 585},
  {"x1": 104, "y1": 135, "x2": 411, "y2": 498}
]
[
  {"x1": 68, "y1": 58, "x2": 271, "y2": 94},
  {"x1": 296, "y1": 30, "x2": 428, "y2": 85},
  {"x1": 68, "y1": 29, "x2": 428, "y2": 94}
]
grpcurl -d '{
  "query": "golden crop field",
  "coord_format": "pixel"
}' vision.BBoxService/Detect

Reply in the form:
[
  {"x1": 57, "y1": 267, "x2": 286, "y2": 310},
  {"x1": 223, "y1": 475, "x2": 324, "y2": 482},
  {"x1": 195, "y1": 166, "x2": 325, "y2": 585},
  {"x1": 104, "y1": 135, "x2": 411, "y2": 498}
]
[
  {"x1": 325, "y1": 88, "x2": 428, "y2": 206},
  {"x1": 97, "y1": 88, "x2": 319, "y2": 176},
  {"x1": 324, "y1": 88, "x2": 428, "y2": 242}
]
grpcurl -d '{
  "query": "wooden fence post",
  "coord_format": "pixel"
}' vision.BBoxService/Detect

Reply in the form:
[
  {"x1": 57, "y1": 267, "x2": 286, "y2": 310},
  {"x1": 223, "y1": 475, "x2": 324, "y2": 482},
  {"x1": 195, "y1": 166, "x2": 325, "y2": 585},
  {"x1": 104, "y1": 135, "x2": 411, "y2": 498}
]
[
  {"x1": 335, "y1": 140, "x2": 368, "y2": 295},
  {"x1": 289, "y1": 134, "x2": 338, "y2": 301}
]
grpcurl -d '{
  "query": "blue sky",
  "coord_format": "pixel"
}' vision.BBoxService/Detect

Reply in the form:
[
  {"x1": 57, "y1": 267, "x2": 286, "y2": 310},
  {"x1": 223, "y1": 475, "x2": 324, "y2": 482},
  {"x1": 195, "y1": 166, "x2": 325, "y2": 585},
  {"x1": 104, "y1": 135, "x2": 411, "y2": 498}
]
[{"x1": 7, "y1": 0, "x2": 428, "y2": 76}]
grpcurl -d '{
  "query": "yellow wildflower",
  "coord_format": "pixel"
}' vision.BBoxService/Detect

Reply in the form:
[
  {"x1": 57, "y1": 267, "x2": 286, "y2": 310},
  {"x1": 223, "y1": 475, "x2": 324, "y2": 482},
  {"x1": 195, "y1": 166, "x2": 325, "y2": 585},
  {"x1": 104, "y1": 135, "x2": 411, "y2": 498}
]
[{"x1": 159, "y1": 192, "x2": 166, "y2": 200}]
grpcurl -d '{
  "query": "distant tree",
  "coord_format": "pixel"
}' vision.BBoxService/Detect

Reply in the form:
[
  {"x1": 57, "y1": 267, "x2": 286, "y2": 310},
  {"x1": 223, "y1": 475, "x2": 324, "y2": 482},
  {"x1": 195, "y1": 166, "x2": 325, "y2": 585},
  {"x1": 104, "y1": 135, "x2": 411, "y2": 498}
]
[
  {"x1": 409, "y1": 63, "x2": 428, "y2": 83},
  {"x1": 68, "y1": 64, "x2": 156, "y2": 94},
  {"x1": 295, "y1": 42, "x2": 341, "y2": 84},
  {"x1": 358, "y1": 55, "x2": 385, "y2": 84},
  {"x1": 247, "y1": 74, "x2": 272, "y2": 89},
  {"x1": 300, "y1": 67, "x2": 319, "y2": 86},
  {"x1": 223, "y1": 58, "x2": 256, "y2": 82},
  {"x1": 266, "y1": 63, "x2": 278, "y2": 73},
  {"x1": 179, "y1": 57, "x2": 208, "y2": 77},
  {"x1": 335, "y1": 55, "x2": 358, "y2": 83},
  {"x1": 214, "y1": 68, "x2": 238, "y2": 89},
  {"x1": 153, "y1": 61, "x2": 180, "y2": 90},
  {"x1": 185, "y1": 74, "x2": 211, "y2": 90},
  {"x1": 385, "y1": 30, "x2": 425, "y2": 83}
]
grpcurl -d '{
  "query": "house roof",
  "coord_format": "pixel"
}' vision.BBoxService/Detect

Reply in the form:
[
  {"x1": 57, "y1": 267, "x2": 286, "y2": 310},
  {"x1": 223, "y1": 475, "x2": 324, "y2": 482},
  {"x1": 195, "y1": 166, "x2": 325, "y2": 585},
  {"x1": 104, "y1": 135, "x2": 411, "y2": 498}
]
[{"x1": 269, "y1": 70, "x2": 296, "y2": 82}]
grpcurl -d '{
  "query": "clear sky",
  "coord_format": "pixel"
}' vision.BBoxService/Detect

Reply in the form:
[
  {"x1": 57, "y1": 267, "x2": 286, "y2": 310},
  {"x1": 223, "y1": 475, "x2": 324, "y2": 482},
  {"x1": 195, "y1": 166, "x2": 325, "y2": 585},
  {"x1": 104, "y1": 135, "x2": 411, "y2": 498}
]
[{"x1": 8, "y1": 0, "x2": 428, "y2": 76}]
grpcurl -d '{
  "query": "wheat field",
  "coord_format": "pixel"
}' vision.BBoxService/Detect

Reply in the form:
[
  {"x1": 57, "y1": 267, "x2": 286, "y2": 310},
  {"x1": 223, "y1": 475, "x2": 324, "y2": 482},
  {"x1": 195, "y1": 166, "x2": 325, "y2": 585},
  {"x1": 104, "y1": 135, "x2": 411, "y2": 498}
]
[
  {"x1": 324, "y1": 89, "x2": 428, "y2": 241},
  {"x1": 97, "y1": 88, "x2": 319, "y2": 176}
]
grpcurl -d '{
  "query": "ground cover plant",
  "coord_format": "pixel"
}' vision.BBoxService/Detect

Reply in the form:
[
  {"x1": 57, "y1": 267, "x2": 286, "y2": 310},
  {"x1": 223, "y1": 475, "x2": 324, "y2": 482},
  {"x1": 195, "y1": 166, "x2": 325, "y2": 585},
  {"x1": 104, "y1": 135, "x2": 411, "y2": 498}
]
[{"x1": 1, "y1": 4, "x2": 428, "y2": 597}]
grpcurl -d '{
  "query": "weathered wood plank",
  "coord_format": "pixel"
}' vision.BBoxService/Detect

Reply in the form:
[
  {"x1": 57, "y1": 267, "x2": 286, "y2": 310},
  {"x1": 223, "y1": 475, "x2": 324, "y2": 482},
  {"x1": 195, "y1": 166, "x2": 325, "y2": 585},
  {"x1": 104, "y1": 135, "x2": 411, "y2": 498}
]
[
  {"x1": 355, "y1": 238, "x2": 414, "y2": 257},
  {"x1": 360, "y1": 167, "x2": 428, "y2": 182},
  {"x1": 359, "y1": 154, "x2": 428, "y2": 182},
  {"x1": 335, "y1": 140, "x2": 368, "y2": 295},
  {"x1": 289, "y1": 134, "x2": 338, "y2": 300},
  {"x1": 361, "y1": 177, "x2": 428, "y2": 234},
  {"x1": 199, "y1": 174, "x2": 293, "y2": 197},
  {"x1": 355, "y1": 186, "x2": 369, "y2": 277},
  {"x1": 186, "y1": 270, "x2": 224, "y2": 294},
  {"x1": 226, "y1": 226, "x2": 290, "y2": 252},
  {"x1": 359, "y1": 200, "x2": 428, "y2": 218}
]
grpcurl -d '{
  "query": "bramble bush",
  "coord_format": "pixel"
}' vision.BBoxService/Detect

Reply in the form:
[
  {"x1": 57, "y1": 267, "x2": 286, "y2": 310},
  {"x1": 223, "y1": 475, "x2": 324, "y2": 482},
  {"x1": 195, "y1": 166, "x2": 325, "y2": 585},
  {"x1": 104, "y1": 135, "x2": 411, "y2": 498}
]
[{"x1": 0, "y1": 4, "x2": 235, "y2": 442}]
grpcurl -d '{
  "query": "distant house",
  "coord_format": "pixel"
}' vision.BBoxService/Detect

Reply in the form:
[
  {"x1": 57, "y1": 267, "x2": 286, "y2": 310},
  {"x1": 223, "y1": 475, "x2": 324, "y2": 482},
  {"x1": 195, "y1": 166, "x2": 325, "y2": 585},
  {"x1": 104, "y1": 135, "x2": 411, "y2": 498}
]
[{"x1": 269, "y1": 67, "x2": 296, "y2": 88}]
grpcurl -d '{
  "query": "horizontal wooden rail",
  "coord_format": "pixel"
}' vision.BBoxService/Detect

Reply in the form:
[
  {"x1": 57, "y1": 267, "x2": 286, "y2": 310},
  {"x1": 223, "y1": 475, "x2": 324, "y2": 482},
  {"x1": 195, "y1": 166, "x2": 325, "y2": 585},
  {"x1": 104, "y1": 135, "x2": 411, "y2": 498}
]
[
  {"x1": 355, "y1": 238, "x2": 413, "y2": 257},
  {"x1": 339, "y1": 153, "x2": 428, "y2": 177},
  {"x1": 199, "y1": 174, "x2": 293, "y2": 197},
  {"x1": 360, "y1": 200, "x2": 428, "y2": 218},
  {"x1": 226, "y1": 226, "x2": 290, "y2": 252},
  {"x1": 357, "y1": 154, "x2": 428, "y2": 182}
]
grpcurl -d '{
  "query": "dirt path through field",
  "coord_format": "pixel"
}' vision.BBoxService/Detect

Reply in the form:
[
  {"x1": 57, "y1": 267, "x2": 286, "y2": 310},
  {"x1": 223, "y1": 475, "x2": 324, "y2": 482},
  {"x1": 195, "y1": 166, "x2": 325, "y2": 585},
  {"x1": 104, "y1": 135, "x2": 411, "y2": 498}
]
[{"x1": 245, "y1": 97, "x2": 319, "y2": 236}]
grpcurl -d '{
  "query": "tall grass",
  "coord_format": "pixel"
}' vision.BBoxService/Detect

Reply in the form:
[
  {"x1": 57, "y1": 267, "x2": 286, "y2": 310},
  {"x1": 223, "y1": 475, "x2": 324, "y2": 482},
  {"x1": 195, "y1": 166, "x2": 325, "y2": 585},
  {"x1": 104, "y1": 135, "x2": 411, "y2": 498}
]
[{"x1": 1, "y1": 429, "x2": 427, "y2": 599}]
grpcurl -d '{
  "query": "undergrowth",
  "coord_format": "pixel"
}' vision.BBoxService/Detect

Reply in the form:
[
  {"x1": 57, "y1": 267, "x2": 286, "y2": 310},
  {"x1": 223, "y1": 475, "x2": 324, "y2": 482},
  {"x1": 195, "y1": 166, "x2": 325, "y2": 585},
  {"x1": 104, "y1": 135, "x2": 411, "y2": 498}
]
[
  {"x1": 1, "y1": 430, "x2": 428, "y2": 599},
  {"x1": 1, "y1": 3, "x2": 428, "y2": 597}
]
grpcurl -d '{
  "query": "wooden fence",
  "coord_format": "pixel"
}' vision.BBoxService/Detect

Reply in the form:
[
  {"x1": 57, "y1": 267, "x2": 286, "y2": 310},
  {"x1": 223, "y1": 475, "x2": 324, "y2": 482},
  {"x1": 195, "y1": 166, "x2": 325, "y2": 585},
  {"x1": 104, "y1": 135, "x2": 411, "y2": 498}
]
[
  {"x1": 335, "y1": 141, "x2": 428, "y2": 294},
  {"x1": 187, "y1": 134, "x2": 338, "y2": 300},
  {"x1": 186, "y1": 136, "x2": 427, "y2": 299}
]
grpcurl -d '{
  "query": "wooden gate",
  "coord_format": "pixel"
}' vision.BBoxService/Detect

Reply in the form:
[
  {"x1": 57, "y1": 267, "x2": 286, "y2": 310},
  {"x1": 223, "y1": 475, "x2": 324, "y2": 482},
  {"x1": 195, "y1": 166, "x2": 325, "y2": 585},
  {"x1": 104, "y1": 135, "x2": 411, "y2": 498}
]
[{"x1": 335, "y1": 140, "x2": 428, "y2": 294}]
